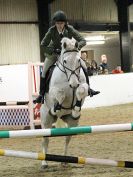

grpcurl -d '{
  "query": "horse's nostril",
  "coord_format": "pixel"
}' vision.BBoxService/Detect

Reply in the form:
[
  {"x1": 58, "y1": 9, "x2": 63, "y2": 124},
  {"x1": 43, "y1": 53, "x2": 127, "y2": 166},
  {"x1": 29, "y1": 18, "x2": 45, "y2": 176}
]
[
  {"x1": 69, "y1": 84, "x2": 72, "y2": 88},
  {"x1": 69, "y1": 83, "x2": 79, "y2": 89}
]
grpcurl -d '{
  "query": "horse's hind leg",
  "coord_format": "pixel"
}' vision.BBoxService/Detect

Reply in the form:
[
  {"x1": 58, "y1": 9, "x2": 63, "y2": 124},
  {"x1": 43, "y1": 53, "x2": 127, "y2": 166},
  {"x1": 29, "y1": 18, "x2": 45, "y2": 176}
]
[
  {"x1": 62, "y1": 116, "x2": 79, "y2": 166},
  {"x1": 64, "y1": 135, "x2": 72, "y2": 156},
  {"x1": 64, "y1": 117, "x2": 79, "y2": 155},
  {"x1": 41, "y1": 105, "x2": 57, "y2": 169},
  {"x1": 41, "y1": 137, "x2": 49, "y2": 169}
]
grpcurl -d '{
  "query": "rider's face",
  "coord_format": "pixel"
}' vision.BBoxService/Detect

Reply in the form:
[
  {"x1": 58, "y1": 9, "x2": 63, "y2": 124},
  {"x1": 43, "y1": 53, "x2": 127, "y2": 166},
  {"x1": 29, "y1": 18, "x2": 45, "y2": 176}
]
[{"x1": 55, "y1": 22, "x2": 65, "y2": 32}]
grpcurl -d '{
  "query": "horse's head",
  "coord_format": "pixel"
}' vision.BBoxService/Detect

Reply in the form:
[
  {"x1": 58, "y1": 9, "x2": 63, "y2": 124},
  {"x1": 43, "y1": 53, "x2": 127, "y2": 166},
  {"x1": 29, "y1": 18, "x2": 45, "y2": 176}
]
[
  {"x1": 60, "y1": 37, "x2": 81, "y2": 88},
  {"x1": 61, "y1": 37, "x2": 78, "y2": 52}
]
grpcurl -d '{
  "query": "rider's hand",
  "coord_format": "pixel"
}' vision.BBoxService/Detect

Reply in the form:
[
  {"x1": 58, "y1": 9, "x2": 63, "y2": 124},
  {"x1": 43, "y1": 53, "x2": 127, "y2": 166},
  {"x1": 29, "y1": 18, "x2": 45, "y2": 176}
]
[
  {"x1": 54, "y1": 48, "x2": 61, "y2": 55},
  {"x1": 75, "y1": 41, "x2": 80, "y2": 51}
]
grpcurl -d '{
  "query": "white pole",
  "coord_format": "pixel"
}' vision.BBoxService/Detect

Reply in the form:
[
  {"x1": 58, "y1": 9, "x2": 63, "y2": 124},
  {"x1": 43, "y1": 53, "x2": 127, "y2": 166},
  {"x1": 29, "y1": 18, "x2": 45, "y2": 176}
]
[{"x1": 28, "y1": 62, "x2": 34, "y2": 129}]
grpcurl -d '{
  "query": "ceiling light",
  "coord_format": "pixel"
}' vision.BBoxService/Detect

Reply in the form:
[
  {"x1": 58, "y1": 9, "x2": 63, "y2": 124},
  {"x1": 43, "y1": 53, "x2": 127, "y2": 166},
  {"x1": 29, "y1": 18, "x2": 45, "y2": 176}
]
[
  {"x1": 87, "y1": 41, "x2": 105, "y2": 45},
  {"x1": 85, "y1": 35, "x2": 105, "y2": 41}
]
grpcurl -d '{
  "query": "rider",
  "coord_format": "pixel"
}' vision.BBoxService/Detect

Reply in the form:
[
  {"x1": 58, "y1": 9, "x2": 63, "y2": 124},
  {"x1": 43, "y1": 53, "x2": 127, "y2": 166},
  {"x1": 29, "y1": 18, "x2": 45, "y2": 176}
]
[{"x1": 34, "y1": 10, "x2": 100, "y2": 104}]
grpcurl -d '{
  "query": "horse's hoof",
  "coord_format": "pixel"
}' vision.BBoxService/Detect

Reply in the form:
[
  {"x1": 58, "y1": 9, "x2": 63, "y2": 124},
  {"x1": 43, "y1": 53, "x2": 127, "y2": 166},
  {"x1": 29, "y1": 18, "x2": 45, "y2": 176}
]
[
  {"x1": 52, "y1": 123, "x2": 56, "y2": 128},
  {"x1": 40, "y1": 164, "x2": 48, "y2": 170}
]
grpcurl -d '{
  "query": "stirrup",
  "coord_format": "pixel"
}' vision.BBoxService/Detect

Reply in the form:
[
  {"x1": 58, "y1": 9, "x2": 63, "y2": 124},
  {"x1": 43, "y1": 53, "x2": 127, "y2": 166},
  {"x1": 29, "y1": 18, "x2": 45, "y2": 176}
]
[
  {"x1": 89, "y1": 89, "x2": 100, "y2": 97},
  {"x1": 33, "y1": 95, "x2": 43, "y2": 104}
]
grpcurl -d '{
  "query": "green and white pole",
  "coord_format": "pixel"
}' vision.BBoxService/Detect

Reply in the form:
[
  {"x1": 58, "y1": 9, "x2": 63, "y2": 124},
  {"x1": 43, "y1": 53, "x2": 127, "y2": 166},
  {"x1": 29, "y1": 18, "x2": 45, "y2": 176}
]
[
  {"x1": 0, "y1": 149, "x2": 133, "y2": 168},
  {"x1": 0, "y1": 123, "x2": 133, "y2": 138}
]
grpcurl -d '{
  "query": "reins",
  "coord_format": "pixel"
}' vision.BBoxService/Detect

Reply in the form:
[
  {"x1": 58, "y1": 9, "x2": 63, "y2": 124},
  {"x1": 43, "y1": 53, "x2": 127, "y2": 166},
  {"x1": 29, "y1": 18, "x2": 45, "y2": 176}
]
[{"x1": 55, "y1": 49, "x2": 81, "y2": 110}]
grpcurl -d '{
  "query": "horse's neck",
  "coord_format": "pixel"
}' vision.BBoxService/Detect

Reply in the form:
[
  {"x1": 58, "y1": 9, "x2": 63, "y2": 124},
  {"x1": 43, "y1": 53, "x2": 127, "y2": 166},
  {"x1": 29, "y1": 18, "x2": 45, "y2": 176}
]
[
  {"x1": 57, "y1": 53, "x2": 65, "y2": 71},
  {"x1": 50, "y1": 57, "x2": 67, "y2": 85}
]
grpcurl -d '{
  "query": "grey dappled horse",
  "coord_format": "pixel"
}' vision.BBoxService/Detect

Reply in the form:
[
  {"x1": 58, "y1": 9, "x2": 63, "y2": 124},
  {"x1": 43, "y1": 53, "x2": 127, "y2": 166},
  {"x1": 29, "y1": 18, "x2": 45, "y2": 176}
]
[{"x1": 40, "y1": 37, "x2": 88, "y2": 168}]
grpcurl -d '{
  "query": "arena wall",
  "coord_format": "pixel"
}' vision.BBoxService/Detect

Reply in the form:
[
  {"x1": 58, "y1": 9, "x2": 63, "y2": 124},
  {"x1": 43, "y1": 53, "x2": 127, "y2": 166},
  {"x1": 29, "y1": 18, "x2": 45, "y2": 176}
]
[{"x1": 0, "y1": 64, "x2": 133, "y2": 108}]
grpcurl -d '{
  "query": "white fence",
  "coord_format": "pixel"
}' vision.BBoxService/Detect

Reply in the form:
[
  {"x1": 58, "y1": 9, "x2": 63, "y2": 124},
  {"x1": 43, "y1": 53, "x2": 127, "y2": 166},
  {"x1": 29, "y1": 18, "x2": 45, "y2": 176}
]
[
  {"x1": 0, "y1": 63, "x2": 133, "y2": 129},
  {"x1": 83, "y1": 73, "x2": 133, "y2": 108}
]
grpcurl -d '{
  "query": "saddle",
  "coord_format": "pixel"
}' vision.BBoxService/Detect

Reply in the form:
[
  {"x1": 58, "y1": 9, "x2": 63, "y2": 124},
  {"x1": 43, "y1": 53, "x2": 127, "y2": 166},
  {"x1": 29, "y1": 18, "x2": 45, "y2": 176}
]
[{"x1": 45, "y1": 65, "x2": 56, "y2": 93}]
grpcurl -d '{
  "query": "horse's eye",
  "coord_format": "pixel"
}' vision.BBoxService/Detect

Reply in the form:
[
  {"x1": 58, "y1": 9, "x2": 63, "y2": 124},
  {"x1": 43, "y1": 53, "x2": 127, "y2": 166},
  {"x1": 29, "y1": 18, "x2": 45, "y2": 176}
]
[
  {"x1": 64, "y1": 60, "x2": 67, "y2": 64},
  {"x1": 78, "y1": 59, "x2": 80, "y2": 63}
]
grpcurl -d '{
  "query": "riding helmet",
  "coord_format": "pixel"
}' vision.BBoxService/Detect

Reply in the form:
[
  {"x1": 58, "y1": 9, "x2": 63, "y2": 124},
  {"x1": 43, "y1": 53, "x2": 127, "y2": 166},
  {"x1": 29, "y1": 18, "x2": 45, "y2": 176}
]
[{"x1": 52, "y1": 10, "x2": 67, "y2": 23}]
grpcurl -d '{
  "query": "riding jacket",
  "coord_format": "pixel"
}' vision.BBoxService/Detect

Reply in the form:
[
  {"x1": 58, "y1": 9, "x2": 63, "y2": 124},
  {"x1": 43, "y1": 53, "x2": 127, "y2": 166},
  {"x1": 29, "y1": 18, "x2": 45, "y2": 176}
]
[{"x1": 41, "y1": 25, "x2": 86, "y2": 55}]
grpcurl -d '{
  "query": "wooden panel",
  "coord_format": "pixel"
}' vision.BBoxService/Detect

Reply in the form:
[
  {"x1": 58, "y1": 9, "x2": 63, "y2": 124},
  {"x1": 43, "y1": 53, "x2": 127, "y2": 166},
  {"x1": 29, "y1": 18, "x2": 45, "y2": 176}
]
[
  {"x1": 0, "y1": 24, "x2": 40, "y2": 64},
  {"x1": 51, "y1": 0, "x2": 118, "y2": 22},
  {"x1": 0, "y1": 0, "x2": 38, "y2": 21}
]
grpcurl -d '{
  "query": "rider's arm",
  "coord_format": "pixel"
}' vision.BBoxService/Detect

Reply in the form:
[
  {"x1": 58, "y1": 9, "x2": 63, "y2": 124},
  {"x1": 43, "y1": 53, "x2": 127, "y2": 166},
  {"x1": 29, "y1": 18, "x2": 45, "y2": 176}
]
[
  {"x1": 68, "y1": 25, "x2": 86, "y2": 50},
  {"x1": 41, "y1": 27, "x2": 54, "y2": 55}
]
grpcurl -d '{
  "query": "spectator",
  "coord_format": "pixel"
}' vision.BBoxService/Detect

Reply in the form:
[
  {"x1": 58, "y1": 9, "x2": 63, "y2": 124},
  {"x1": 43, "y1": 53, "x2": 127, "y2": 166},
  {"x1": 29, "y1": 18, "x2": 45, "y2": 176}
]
[
  {"x1": 99, "y1": 54, "x2": 109, "y2": 74},
  {"x1": 112, "y1": 65, "x2": 124, "y2": 74},
  {"x1": 81, "y1": 52, "x2": 87, "y2": 61},
  {"x1": 88, "y1": 59, "x2": 98, "y2": 76},
  {"x1": 81, "y1": 52, "x2": 90, "y2": 68},
  {"x1": 81, "y1": 52, "x2": 98, "y2": 76},
  {"x1": 90, "y1": 59, "x2": 98, "y2": 75}
]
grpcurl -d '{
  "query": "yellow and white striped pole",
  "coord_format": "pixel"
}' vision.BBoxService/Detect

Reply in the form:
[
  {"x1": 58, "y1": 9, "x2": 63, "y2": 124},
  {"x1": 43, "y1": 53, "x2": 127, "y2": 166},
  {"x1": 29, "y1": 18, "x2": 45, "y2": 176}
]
[{"x1": 0, "y1": 149, "x2": 133, "y2": 168}]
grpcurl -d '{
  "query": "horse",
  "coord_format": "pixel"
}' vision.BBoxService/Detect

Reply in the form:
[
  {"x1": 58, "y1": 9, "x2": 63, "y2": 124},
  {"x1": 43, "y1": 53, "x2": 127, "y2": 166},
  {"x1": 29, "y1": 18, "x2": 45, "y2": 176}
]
[{"x1": 40, "y1": 37, "x2": 88, "y2": 168}]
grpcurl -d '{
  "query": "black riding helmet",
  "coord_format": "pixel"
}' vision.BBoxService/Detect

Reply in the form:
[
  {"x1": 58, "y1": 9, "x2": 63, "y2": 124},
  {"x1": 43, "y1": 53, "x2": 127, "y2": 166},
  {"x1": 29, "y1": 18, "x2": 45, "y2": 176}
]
[{"x1": 52, "y1": 10, "x2": 67, "y2": 23}]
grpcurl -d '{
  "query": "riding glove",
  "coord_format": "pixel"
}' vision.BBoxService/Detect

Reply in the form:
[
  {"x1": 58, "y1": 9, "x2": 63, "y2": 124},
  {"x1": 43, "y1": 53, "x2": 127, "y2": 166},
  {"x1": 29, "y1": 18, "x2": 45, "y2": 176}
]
[{"x1": 54, "y1": 48, "x2": 61, "y2": 55}]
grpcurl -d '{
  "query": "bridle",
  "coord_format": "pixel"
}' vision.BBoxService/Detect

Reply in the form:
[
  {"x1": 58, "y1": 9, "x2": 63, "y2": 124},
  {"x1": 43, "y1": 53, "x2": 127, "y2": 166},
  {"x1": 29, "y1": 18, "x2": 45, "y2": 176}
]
[
  {"x1": 55, "y1": 49, "x2": 82, "y2": 110},
  {"x1": 56, "y1": 49, "x2": 81, "y2": 84}
]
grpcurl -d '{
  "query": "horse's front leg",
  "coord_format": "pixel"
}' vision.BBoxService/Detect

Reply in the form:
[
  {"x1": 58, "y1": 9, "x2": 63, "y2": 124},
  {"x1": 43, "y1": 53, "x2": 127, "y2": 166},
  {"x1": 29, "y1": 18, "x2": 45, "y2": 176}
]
[
  {"x1": 50, "y1": 88, "x2": 66, "y2": 116},
  {"x1": 72, "y1": 83, "x2": 88, "y2": 118}
]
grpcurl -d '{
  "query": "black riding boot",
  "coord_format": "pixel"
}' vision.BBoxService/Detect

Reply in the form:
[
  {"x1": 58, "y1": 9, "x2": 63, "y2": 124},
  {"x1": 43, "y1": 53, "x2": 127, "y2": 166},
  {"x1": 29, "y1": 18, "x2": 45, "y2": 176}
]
[
  {"x1": 33, "y1": 77, "x2": 46, "y2": 104},
  {"x1": 82, "y1": 67, "x2": 100, "y2": 97}
]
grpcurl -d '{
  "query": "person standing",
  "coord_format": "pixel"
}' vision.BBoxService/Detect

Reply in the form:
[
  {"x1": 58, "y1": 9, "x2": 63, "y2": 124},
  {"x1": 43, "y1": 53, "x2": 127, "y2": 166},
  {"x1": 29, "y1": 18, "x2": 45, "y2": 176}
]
[{"x1": 99, "y1": 54, "x2": 109, "y2": 74}]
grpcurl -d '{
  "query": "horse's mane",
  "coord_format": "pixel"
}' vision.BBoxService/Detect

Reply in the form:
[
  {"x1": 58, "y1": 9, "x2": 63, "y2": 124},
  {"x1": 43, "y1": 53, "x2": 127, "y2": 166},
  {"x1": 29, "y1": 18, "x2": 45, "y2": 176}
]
[{"x1": 61, "y1": 37, "x2": 78, "y2": 52}]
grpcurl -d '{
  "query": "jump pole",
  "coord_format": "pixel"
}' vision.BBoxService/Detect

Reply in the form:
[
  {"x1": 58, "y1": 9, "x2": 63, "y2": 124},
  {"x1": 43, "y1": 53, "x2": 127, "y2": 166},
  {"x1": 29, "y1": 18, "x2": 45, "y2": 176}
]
[
  {"x1": 0, "y1": 101, "x2": 29, "y2": 106},
  {"x1": 0, "y1": 149, "x2": 133, "y2": 168},
  {"x1": 0, "y1": 123, "x2": 133, "y2": 138}
]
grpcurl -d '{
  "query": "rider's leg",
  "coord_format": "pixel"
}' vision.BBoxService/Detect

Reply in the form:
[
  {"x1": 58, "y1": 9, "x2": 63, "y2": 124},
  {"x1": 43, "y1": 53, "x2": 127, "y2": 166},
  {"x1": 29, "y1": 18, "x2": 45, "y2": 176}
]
[
  {"x1": 80, "y1": 59, "x2": 100, "y2": 97},
  {"x1": 33, "y1": 55, "x2": 57, "y2": 104}
]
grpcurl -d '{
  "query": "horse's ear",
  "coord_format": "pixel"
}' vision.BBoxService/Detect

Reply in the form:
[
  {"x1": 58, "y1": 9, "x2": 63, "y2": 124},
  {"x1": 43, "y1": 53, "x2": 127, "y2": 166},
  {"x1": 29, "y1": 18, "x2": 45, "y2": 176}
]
[
  {"x1": 63, "y1": 42, "x2": 67, "y2": 49},
  {"x1": 75, "y1": 42, "x2": 78, "y2": 48}
]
